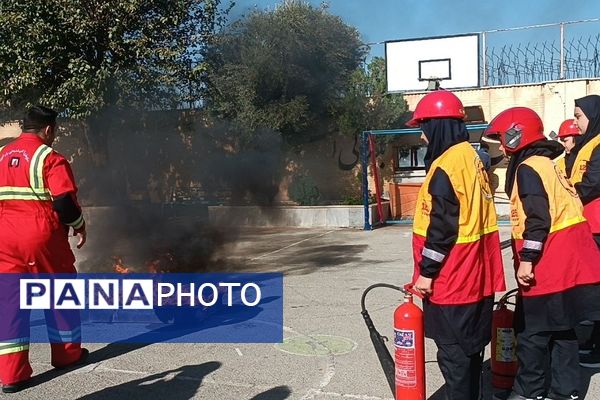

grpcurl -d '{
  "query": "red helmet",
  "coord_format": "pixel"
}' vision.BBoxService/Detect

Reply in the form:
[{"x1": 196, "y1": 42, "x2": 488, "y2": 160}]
[
  {"x1": 557, "y1": 118, "x2": 581, "y2": 138},
  {"x1": 483, "y1": 107, "x2": 545, "y2": 154},
  {"x1": 406, "y1": 90, "x2": 466, "y2": 127}
]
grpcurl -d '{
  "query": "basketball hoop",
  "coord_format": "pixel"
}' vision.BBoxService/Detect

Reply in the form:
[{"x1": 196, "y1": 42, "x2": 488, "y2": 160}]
[{"x1": 385, "y1": 33, "x2": 480, "y2": 92}]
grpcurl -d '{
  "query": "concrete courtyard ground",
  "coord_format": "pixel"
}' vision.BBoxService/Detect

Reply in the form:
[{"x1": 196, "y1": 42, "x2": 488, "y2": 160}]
[{"x1": 5, "y1": 225, "x2": 600, "y2": 399}]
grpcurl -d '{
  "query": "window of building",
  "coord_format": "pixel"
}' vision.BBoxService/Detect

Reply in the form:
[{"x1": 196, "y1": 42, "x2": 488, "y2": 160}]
[
  {"x1": 396, "y1": 146, "x2": 427, "y2": 170},
  {"x1": 395, "y1": 142, "x2": 483, "y2": 171}
]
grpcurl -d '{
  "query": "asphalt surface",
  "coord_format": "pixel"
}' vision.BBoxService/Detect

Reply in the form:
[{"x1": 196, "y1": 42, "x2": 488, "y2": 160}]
[{"x1": 4, "y1": 225, "x2": 600, "y2": 399}]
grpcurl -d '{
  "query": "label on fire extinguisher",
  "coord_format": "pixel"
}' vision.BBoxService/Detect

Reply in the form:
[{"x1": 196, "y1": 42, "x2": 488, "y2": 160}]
[
  {"x1": 394, "y1": 329, "x2": 416, "y2": 387},
  {"x1": 495, "y1": 327, "x2": 516, "y2": 362}
]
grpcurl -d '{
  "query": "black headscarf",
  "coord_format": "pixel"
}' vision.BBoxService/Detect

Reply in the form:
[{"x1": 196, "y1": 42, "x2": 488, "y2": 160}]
[
  {"x1": 504, "y1": 139, "x2": 564, "y2": 197},
  {"x1": 421, "y1": 118, "x2": 469, "y2": 172},
  {"x1": 565, "y1": 95, "x2": 600, "y2": 176}
]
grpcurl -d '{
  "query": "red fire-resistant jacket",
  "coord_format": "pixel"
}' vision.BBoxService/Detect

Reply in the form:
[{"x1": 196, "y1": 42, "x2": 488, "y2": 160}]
[
  {"x1": 510, "y1": 156, "x2": 600, "y2": 296},
  {"x1": 412, "y1": 142, "x2": 505, "y2": 305},
  {"x1": 0, "y1": 133, "x2": 84, "y2": 273}
]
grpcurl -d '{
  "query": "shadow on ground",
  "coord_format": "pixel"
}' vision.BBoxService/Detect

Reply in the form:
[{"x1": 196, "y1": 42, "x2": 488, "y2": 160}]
[
  {"x1": 249, "y1": 386, "x2": 292, "y2": 399},
  {"x1": 22, "y1": 294, "x2": 281, "y2": 394},
  {"x1": 75, "y1": 362, "x2": 291, "y2": 400},
  {"x1": 244, "y1": 243, "x2": 371, "y2": 275},
  {"x1": 78, "y1": 363, "x2": 220, "y2": 399}
]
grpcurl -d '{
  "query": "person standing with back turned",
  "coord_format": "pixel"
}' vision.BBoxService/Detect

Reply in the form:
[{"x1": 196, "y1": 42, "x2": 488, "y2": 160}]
[
  {"x1": 484, "y1": 106, "x2": 600, "y2": 400},
  {"x1": 408, "y1": 90, "x2": 506, "y2": 400},
  {"x1": 0, "y1": 106, "x2": 89, "y2": 393}
]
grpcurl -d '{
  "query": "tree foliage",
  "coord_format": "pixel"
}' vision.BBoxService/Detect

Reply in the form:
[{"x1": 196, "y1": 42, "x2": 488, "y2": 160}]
[
  {"x1": 334, "y1": 57, "x2": 408, "y2": 136},
  {"x1": 0, "y1": 0, "x2": 228, "y2": 120},
  {"x1": 204, "y1": 1, "x2": 367, "y2": 145}
]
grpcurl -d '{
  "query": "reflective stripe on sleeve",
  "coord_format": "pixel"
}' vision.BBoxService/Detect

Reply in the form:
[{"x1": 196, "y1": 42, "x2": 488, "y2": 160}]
[
  {"x1": 523, "y1": 240, "x2": 543, "y2": 251},
  {"x1": 422, "y1": 247, "x2": 445, "y2": 263},
  {"x1": 67, "y1": 213, "x2": 85, "y2": 230}
]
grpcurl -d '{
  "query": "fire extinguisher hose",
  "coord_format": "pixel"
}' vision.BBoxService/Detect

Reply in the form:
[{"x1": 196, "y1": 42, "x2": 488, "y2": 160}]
[{"x1": 361, "y1": 283, "x2": 406, "y2": 396}]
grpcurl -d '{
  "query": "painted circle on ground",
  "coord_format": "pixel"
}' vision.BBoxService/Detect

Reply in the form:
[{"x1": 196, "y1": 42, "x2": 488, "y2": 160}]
[{"x1": 275, "y1": 335, "x2": 357, "y2": 356}]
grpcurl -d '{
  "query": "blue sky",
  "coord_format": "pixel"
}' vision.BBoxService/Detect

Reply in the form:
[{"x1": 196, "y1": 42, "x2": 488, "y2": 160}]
[{"x1": 227, "y1": 0, "x2": 600, "y2": 59}]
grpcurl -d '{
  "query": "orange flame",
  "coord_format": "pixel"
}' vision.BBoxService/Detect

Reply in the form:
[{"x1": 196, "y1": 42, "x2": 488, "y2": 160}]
[
  {"x1": 145, "y1": 251, "x2": 176, "y2": 273},
  {"x1": 112, "y1": 256, "x2": 131, "y2": 274}
]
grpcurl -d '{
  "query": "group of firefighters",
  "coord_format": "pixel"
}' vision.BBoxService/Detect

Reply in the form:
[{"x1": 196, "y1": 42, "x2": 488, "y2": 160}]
[
  {"x1": 0, "y1": 96, "x2": 599, "y2": 398},
  {"x1": 409, "y1": 91, "x2": 600, "y2": 400}
]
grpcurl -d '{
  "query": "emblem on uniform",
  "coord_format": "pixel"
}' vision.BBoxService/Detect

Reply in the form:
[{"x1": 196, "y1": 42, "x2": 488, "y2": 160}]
[
  {"x1": 510, "y1": 209, "x2": 519, "y2": 222},
  {"x1": 554, "y1": 164, "x2": 579, "y2": 198},
  {"x1": 9, "y1": 157, "x2": 19, "y2": 167},
  {"x1": 421, "y1": 200, "x2": 430, "y2": 215}
]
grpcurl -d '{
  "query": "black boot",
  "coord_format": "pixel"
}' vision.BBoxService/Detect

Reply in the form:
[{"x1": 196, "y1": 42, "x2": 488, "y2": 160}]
[
  {"x1": 579, "y1": 346, "x2": 600, "y2": 368},
  {"x1": 2, "y1": 379, "x2": 31, "y2": 394}
]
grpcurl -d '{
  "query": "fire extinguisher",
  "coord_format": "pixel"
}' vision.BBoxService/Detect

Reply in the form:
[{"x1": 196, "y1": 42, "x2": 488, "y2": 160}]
[
  {"x1": 394, "y1": 287, "x2": 425, "y2": 400},
  {"x1": 491, "y1": 289, "x2": 519, "y2": 389},
  {"x1": 360, "y1": 283, "x2": 426, "y2": 400}
]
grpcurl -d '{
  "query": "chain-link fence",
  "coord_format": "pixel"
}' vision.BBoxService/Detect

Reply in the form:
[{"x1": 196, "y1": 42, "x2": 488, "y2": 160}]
[{"x1": 482, "y1": 19, "x2": 600, "y2": 86}]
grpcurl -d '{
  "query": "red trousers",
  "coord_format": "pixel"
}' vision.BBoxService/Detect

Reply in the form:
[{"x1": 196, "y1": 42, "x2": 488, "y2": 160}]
[{"x1": 0, "y1": 210, "x2": 83, "y2": 385}]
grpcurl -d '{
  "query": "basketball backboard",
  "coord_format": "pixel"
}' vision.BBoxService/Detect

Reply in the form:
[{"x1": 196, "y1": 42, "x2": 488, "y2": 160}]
[{"x1": 385, "y1": 33, "x2": 480, "y2": 92}]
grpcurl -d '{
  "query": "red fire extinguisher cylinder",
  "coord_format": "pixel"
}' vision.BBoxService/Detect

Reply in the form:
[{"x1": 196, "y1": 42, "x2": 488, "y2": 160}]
[
  {"x1": 491, "y1": 302, "x2": 518, "y2": 389},
  {"x1": 394, "y1": 292, "x2": 425, "y2": 400}
]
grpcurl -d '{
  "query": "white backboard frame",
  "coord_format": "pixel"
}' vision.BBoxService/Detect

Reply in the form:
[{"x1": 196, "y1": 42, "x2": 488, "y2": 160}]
[{"x1": 385, "y1": 33, "x2": 480, "y2": 92}]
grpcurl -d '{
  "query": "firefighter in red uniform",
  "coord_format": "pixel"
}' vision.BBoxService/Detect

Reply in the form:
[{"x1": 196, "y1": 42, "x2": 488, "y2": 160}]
[
  {"x1": 407, "y1": 90, "x2": 506, "y2": 400},
  {"x1": 484, "y1": 107, "x2": 600, "y2": 400},
  {"x1": 563, "y1": 95, "x2": 600, "y2": 368},
  {"x1": 0, "y1": 106, "x2": 89, "y2": 393}
]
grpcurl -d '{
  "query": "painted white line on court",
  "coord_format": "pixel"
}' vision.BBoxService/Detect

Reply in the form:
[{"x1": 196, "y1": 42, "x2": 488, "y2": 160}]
[{"x1": 250, "y1": 230, "x2": 336, "y2": 260}]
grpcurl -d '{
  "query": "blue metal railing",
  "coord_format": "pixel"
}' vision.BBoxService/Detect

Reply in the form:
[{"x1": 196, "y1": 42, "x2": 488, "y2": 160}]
[{"x1": 362, "y1": 124, "x2": 490, "y2": 230}]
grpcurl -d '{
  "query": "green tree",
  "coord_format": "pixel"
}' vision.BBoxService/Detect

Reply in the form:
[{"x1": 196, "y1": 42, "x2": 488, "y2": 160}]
[
  {"x1": 0, "y1": 0, "x2": 228, "y2": 160},
  {"x1": 204, "y1": 0, "x2": 367, "y2": 145},
  {"x1": 335, "y1": 57, "x2": 408, "y2": 136}
]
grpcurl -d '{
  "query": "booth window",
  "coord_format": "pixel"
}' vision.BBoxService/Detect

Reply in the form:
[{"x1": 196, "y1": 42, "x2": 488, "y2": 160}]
[{"x1": 396, "y1": 146, "x2": 426, "y2": 171}]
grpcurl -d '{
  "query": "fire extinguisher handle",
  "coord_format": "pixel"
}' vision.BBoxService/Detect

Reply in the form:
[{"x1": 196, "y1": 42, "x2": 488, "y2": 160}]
[
  {"x1": 403, "y1": 283, "x2": 424, "y2": 299},
  {"x1": 495, "y1": 288, "x2": 519, "y2": 306}
]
